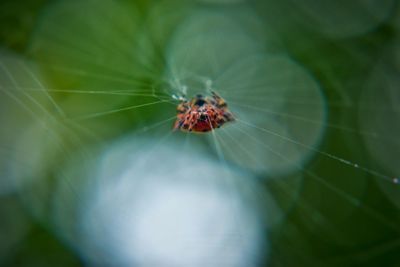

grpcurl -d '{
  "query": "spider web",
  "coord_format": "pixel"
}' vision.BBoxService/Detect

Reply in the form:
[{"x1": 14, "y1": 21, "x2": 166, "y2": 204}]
[{"x1": 0, "y1": 0, "x2": 399, "y2": 266}]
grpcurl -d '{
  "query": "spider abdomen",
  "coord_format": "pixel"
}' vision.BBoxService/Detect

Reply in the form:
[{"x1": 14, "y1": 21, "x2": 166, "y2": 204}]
[{"x1": 173, "y1": 91, "x2": 235, "y2": 133}]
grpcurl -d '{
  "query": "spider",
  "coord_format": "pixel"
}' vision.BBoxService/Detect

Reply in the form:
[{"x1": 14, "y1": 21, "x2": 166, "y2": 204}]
[{"x1": 173, "y1": 91, "x2": 235, "y2": 133}]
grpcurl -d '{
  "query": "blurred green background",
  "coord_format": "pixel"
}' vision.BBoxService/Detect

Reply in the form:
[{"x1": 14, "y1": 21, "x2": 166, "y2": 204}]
[{"x1": 0, "y1": 0, "x2": 400, "y2": 266}]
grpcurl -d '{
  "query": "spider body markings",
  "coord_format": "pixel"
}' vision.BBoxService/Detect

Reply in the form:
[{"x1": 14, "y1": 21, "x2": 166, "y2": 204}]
[{"x1": 173, "y1": 91, "x2": 235, "y2": 133}]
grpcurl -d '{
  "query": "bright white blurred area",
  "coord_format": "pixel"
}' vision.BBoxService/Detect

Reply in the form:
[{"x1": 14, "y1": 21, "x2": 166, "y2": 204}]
[{"x1": 67, "y1": 136, "x2": 266, "y2": 267}]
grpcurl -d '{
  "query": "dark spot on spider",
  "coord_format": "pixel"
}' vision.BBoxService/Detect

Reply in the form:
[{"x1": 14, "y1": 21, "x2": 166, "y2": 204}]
[
  {"x1": 199, "y1": 114, "x2": 207, "y2": 121},
  {"x1": 194, "y1": 99, "x2": 206, "y2": 106},
  {"x1": 183, "y1": 124, "x2": 189, "y2": 129}
]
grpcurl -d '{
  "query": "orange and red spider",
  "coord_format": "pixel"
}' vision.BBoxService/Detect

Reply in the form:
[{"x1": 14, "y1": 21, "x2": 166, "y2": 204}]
[{"x1": 173, "y1": 91, "x2": 235, "y2": 133}]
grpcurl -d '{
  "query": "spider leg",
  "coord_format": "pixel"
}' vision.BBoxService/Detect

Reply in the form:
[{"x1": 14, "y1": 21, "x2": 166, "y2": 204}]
[
  {"x1": 187, "y1": 115, "x2": 193, "y2": 131},
  {"x1": 183, "y1": 119, "x2": 190, "y2": 130},
  {"x1": 223, "y1": 111, "x2": 235, "y2": 122},
  {"x1": 173, "y1": 113, "x2": 185, "y2": 130},
  {"x1": 215, "y1": 114, "x2": 225, "y2": 127},
  {"x1": 173, "y1": 118, "x2": 181, "y2": 130},
  {"x1": 187, "y1": 112, "x2": 199, "y2": 132},
  {"x1": 203, "y1": 113, "x2": 215, "y2": 130},
  {"x1": 211, "y1": 91, "x2": 228, "y2": 108},
  {"x1": 177, "y1": 104, "x2": 187, "y2": 113}
]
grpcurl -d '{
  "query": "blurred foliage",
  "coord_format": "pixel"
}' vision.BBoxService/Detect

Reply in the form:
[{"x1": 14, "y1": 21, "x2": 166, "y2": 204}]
[
  {"x1": 0, "y1": 0, "x2": 49, "y2": 52},
  {"x1": 1, "y1": 0, "x2": 400, "y2": 266}
]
